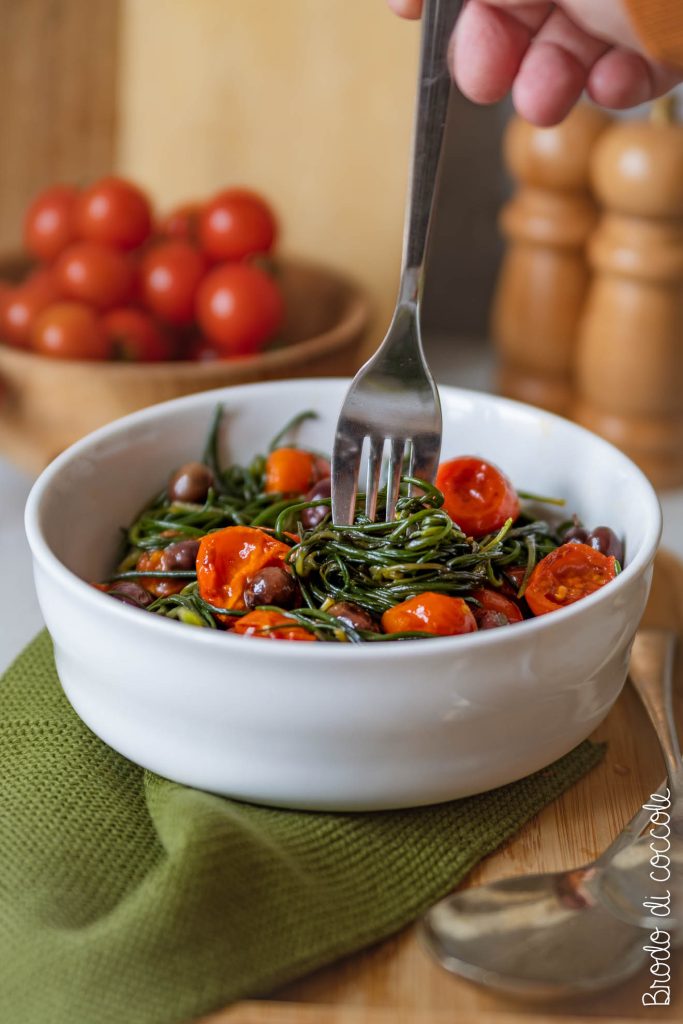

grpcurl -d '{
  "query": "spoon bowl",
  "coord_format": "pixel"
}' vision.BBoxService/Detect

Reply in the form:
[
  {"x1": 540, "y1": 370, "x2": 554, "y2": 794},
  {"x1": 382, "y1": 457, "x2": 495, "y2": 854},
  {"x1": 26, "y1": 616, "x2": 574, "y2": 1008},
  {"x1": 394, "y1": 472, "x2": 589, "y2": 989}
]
[{"x1": 419, "y1": 860, "x2": 653, "y2": 999}]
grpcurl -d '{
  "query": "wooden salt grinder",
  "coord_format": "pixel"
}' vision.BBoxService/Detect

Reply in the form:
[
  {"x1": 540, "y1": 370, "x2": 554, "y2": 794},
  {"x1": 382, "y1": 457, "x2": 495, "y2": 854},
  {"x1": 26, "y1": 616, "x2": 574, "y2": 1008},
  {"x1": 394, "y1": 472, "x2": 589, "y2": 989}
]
[
  {"x1": 575, "y1": 100, "x2": 683, "y2": 490},
  {"x1": 491, "y1": 106, "x2": 610, "y2": 416}
]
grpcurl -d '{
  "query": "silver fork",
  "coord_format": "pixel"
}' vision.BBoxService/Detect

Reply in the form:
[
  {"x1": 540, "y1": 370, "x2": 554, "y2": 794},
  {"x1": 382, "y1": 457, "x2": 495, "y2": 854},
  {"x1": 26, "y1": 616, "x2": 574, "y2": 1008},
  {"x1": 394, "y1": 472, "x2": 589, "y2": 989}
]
[{"x1": 331, "y1": 0, "x2": 461, "y2": 525}]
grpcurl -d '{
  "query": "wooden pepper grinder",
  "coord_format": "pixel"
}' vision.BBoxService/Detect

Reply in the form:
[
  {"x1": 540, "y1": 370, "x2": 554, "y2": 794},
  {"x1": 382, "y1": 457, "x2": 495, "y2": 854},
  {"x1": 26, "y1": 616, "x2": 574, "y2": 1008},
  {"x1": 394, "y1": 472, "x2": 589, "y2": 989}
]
[
  {"x1": 575, "y1": 98, "x2": 683, "y2": 489},
  {"x1": 492, "y1": 105, "x2": 610, "y2": 416}
]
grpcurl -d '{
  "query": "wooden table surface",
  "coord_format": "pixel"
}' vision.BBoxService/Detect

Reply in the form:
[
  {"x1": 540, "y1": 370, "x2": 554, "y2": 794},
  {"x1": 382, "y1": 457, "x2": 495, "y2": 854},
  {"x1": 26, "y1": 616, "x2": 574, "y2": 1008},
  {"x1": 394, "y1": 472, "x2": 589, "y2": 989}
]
[{"x1": 200, "y1": 550, "x2": 683, "y2": 1024}]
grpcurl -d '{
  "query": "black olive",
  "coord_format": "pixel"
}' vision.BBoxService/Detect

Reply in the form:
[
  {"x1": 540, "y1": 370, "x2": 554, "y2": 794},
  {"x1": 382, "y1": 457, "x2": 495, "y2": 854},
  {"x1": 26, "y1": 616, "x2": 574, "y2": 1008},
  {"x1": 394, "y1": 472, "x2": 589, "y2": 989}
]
[
  {"x1": 563, "y1": 525, "x2": 589, "y2": 544},
  {"x1": 168, "y1": 462, "x2": 214, "y2": 504},
  {"x1": 243, "y1": 567, "x2": 298, "y2": 609},
  {"x1": 159, "y1": 539, "x2": 200, "y2": 572},
  {"x1": 109, "y1": 581, "x2": 154, "y2": 608},
  {"x1": 586, "y1": 526, "x2": 624, "y2": 564},
  {"x1": 300, "y1": 477, "x2": 332, "y2": 530},
  {"x1": 327, "y1": 601, "x2": 379, "y2": 633}
]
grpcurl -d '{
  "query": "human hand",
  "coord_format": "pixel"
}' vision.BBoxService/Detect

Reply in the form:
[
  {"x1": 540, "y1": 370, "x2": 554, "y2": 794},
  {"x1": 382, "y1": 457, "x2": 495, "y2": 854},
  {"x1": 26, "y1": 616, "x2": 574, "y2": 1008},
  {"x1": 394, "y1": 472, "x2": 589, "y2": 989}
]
[{"x1": 388, "y1": 0, "x2": 681, "y2": 125}]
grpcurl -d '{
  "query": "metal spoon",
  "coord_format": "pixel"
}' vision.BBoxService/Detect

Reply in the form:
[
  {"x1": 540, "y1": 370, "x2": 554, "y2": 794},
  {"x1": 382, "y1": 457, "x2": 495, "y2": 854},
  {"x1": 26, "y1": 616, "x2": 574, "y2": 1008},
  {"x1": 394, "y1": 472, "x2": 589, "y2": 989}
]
[
  {"x1": 598, "y1": 630, "x2": 683, "y2": 930},
  {"x1": 419, "y1": 629, "x2": 682, "y2": 999}
]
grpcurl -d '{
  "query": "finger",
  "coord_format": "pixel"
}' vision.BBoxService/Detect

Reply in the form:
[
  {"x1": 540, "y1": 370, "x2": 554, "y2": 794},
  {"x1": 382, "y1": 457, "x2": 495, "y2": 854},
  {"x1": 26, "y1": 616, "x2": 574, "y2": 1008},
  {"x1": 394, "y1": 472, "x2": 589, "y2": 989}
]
[
  {"x1": 387, "y1": 0, "x2": 423, "y2": 19},
  {"x1": 588, "y1": 49, "x2": 682, "y2": 109},
  {"x1": 452, "y1": 1, "x2": 550, "y2": 105},
  {"x1": 512, "y1": 7, "x2": 608, "y2": 125}
]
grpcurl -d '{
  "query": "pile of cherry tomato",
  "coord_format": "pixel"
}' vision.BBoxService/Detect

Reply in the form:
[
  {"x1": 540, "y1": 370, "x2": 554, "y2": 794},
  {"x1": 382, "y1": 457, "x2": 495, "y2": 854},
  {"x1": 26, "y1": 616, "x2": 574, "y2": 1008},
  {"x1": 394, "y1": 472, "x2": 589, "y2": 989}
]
[{"x1": 0, "y1": 176, "x2": 283, "y2": 361}]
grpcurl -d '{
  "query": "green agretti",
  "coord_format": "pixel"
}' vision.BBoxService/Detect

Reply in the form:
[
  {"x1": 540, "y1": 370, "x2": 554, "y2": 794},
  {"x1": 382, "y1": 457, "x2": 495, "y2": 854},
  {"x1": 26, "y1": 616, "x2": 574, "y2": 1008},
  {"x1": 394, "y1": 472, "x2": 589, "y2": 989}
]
[{"x1": 106, "y1": 408, "x2": 565, "y2": 642}]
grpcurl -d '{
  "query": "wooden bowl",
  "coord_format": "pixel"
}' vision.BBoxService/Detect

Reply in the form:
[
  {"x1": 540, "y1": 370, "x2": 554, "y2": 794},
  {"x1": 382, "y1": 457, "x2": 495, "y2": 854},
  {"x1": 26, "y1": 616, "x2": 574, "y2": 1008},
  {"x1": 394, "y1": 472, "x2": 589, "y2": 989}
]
[{"x1": 0, "y1": 256, "x2": 370, "y2": 472}]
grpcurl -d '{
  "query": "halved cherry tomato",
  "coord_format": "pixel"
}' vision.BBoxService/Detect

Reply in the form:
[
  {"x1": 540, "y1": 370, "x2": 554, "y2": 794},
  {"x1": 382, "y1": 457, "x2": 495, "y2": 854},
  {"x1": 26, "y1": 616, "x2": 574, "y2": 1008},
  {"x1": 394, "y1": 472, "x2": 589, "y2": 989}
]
[
  {"x1": 470, "y1": 588, "x2": 523, "y2": 629},
  {"x1": 31, "y1": 302, "x2": 111, "y2": 360},
  {"x1": 524, "y1": 542, "x2": 618, "y2": 616},
  {"x1": 264, "y1": 447, "x2": 327, "y2": 495},
  {"x1": 0, "y1": 272, "x2": 61, "y2": 348},
  {"x1": 199, "y1": 188, "x2": 277, "y2": 262},
  {"x1": 55, "y1": 242, "x2": 134, "y2": 310},
  {"x1": 140, "y1": 241, "x2": 205, "y2": 325},
  {"x1": 102, "y1": 308, "x2": 173, "y2": 362},
  {"x1": 135, "y1": 549, "x2": 185, "y2": 597},
  {"x1": 435, "y1": 456, "x2": 520, "y2": 538},
  {"x1": 24, "y1": 184, "x2": 79, "y2": 263},
  {"x1": 381, "y1": 592, "x2": 478, "y2": 636},
  {"x1": 159, "y1": 203, "x2": 202, "y2": 243},
  {"x1": 196, "y1": 526, "x2": 292, "y2": 611},
  {"x1": 233, "y1": 609, "x2": 316, "y2": 642},
  {"x1": 75, "y1": 176, "x2": 152, "y2": 250},
  {"x1": 195, "y1": 262, "x2": 284, "y2": 356}
]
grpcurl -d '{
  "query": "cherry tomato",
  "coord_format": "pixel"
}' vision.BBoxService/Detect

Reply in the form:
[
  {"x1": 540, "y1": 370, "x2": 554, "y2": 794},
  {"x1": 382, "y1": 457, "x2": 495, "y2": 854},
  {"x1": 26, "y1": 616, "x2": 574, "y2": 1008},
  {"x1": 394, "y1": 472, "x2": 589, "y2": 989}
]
[
  {"x1": 75, "y1": 176, "x2": 152, "y2": 250},
  {"x1": 31, "y1": 302, "x2": 111, "y2": 360},
  {"x1": 233, "y1": 609, "x2": 316, "y2": 641},
  {"x1": 199, "y1": 188, "x2": 277, "y2": 262},
  {"x1": 24, "y1": 184, "x2": 79, "y2": 263},
  {"x1": 435, "y1": 456, "x2": 520, "y2": 537},
  {"x1": 524, "y1": 543, "x2": 618, "y2": 617},
  {"x1": 56, "y1": 242, "x2": 134, "y2": 311},
  {"x1": 140, "y1": 241, "x2": 205, "y2": 325},
  {"x1": 135, "y1": 549, "x2": 185, "y2": 597},
  {"x1": 264, "y1": 448, "x2": 322, "y2": 495},
  {"x1": 185, "y1": 336, "x2": 223, "y2": 361},
  {"x1": 381, "y1": 592, "x2": 478, "y2": 636},
  {"x1": 159, "y1": 203, "x2": 202, "y2": 243},
  {"x1": 0, "y1": 273, "x2": 61, "y2": 348},
  {"x1": 470, "y1": 588, "x2": 523, "y2": 629},
  {"x1": 102, "y1": 308, "x2": 173, "y2": 362},
  {"x1": 195, "y1": 263, "x2": 284, "y2": 356},
  {"x1": 196, "y1": 526, "x2": 292, "y2": 611}
]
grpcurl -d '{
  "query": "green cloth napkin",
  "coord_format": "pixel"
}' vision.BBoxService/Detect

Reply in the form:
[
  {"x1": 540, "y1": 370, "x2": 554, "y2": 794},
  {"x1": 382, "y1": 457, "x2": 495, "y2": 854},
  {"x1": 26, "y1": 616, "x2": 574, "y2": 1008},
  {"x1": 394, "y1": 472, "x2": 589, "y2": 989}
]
[{"x1": 0, "y1": 632, "x2": 604, "y2": 1024}]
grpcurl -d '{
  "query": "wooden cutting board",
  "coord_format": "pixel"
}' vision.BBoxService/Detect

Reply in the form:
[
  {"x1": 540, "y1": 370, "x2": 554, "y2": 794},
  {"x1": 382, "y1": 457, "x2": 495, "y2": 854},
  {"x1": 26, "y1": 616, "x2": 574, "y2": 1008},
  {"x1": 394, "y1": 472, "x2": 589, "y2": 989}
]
[{"x1": 203, "y1": 551, "x2": 683, "y2": 1024}]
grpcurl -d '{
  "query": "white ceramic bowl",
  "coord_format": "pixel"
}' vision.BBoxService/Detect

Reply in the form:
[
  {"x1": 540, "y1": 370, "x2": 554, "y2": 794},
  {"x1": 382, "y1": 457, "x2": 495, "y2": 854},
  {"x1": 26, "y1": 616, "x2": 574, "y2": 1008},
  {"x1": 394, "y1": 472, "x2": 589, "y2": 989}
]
[{"x1": 25, "y1": 379, "x2": 662, "y2": 810}]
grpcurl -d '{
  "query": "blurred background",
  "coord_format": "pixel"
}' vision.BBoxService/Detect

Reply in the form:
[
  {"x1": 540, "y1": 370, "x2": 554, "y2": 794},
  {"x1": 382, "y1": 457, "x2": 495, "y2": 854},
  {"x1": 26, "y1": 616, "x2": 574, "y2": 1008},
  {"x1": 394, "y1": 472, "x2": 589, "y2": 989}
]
[
  {"x1": 4, "y1": 0, "x2": 683, "y2": 491},
  {"x1": 0, "y1": 0, "x2": 506, "y2": 351}
]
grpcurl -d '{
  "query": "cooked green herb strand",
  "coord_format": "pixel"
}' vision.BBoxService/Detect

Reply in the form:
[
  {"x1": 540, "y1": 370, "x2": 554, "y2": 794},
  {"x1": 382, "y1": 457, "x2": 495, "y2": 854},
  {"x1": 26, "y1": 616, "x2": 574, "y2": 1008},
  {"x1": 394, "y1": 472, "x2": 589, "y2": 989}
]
[
  {"x1": 101, "y1": 407, "x2": 616, "y2": 642},
  {"x1": 517, "y1": 491, "x2": 566, "y2": 507},
  {"x1": 268, "y1": 410, "x2": 318, "y2": 452}
]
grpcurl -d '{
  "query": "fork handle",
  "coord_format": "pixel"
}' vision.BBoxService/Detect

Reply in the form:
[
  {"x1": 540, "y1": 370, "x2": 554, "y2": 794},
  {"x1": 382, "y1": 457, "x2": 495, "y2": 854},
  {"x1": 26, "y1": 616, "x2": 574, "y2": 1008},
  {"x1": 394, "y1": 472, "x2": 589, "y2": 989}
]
[{"x1": 399, "y1": 0, "x2": 462, "y2": 305}]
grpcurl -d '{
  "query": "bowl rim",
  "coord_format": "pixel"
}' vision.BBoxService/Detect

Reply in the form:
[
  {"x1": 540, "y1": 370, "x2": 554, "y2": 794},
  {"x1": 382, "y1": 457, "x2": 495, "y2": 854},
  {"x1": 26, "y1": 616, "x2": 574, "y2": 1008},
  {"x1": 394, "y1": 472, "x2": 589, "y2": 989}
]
[{"x1": 25, "y1": 377, "x2": 663, "y2": 662}]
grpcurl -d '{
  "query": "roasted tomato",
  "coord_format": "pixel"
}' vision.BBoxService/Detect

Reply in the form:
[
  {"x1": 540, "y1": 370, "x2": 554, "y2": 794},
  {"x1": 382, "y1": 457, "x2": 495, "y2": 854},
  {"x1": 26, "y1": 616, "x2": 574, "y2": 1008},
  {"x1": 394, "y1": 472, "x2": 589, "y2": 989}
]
[
  {"x1": 264, "y1": 447, "x2": 329, "y2": 495},
  {"x1": 233, "y1": 609, "x2": 315, "y2": 641},
  {"x1": 196, "y1": 526, "x2": 292, "y2": 611},
  {"x1": 524, "y1": 542, "x2": 618, "y2": 616},
  {"x1": 134, "y1": 549, "x2": 186, "y2": 597},
  {"x1": 470, "y1": 588, "x2": 524, "y2": 629},
  {"x1": 435, "y1": 456, "x2": 520, "y2": 538},
  {"x1": 381, "y1": 592, "x2": 478, "y2": 636}
]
